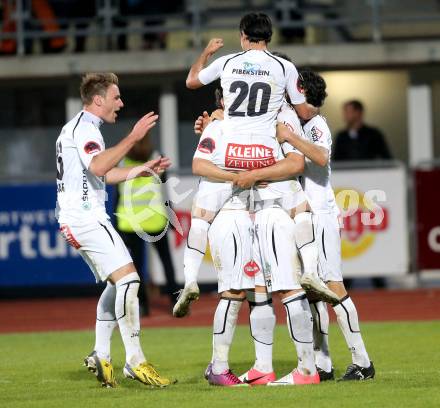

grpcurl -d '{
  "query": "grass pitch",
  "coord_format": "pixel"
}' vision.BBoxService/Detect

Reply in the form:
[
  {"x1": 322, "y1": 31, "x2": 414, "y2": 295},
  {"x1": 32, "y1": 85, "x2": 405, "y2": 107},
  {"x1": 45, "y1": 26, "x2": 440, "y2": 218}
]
[{"x1": 0, "y1": 321, "x2": 439, "y2": 408}]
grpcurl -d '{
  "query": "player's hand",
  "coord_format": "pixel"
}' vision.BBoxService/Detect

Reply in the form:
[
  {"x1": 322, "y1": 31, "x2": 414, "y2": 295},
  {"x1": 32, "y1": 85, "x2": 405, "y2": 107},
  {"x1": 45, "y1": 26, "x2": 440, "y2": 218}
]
[
  {"x1": 140, "y1": 156, "x2": 171, "y2": 176},
  {"x1": 131, "y1": 112, "x2": 159, "y2": 141},
  {"x1": 194, "y1": 111, "x2": 211, "y2": 135},
  {"x1": 276, "y1": 122, "x2": 292, "y2": 144},
  {"x1": 233, "y1": 171, "x2": 258, "y2": 189},
  {"x1": 204, "y1": 38, "x2": 224, "y2": 56},
  {"x1": 210, "y1": 109, "x2": 224, "y2": 121}
]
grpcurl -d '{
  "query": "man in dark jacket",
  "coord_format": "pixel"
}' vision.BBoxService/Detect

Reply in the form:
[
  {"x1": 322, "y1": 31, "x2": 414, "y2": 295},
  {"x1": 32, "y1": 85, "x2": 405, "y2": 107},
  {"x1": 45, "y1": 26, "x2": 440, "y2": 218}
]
[{"x1": 333, "y1": 100, "x2": 392, "y2": 161}]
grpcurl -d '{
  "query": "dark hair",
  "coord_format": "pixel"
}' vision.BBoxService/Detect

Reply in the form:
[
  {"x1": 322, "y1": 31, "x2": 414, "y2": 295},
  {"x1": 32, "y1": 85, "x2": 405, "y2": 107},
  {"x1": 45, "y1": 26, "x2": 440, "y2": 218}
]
[
  {"x1": 271, "y1": 51, "x2": 291, "y2": 62},
  {"x1": 345, "y1": 100, "x2": 364, "y2": 112},
  {"x1": 298, "y1": 69, "x2": 327, "y2": 108},
  {"x1": 214, "y1": 85, "x2": 223, "y2": 109},
  {"x1": 80, "y1": 72, "x2": 119, "y2": 105},
  {"x1": 239, "y1": 13, "x2": 272, "y2": 43}
]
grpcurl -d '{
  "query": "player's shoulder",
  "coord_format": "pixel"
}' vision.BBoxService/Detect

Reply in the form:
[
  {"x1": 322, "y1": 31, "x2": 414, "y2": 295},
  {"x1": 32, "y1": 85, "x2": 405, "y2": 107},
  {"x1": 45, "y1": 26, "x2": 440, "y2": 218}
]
[
  {"x1": 277, "y1": 102, "x2": 299, "y2": 121},
  {"x1": 218, "y1": 51, "x2": 247, "y2": 68},
  {"x1": 202, "y1": 119, "x2": 222, "y2": 136},
  {"x1": 305, "y1": 115, "x2": 331, "y2": 144},
  {"x1": 310, "y1": 115, "x2": 330, "y2": 131}
]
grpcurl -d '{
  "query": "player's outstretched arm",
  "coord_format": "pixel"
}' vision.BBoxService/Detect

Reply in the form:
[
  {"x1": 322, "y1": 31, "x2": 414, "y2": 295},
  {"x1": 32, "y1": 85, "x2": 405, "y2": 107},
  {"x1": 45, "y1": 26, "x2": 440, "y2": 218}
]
[
  {"x1": 105, "y1": 156, "x2": 171, "y2": 184},
  {"x1": 186, "y1": 38, "x2": 224, "y2": 89},
  {"x1": 277, "y1": 123, "x2": 329, "y2": 167},
  {"x1": 233, "y1": 153, "x2": 305, "y2": 189},
  {"x1": 192, "y1": 158, "x2": 237, "y2": 183},
  {"x1": 89, "y1": 112, "x2": 158, "y2": 177}
]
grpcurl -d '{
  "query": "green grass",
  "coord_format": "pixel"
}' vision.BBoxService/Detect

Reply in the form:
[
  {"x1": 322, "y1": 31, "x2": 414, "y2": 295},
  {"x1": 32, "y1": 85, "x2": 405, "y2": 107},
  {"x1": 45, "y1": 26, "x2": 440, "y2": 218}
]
[{"x1": 0, "y1": 322, "x2": 439, "y2": 408}]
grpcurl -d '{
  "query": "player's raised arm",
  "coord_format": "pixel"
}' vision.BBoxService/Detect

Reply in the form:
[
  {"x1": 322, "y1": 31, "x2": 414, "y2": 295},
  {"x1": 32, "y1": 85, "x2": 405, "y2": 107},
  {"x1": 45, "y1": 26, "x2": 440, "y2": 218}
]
[
  {"x1": 186, "y1": 38, "x2": 224, "y2": 89},
  {"x1": 88, "y1": 112, "x2": 158, "y2": 177}
]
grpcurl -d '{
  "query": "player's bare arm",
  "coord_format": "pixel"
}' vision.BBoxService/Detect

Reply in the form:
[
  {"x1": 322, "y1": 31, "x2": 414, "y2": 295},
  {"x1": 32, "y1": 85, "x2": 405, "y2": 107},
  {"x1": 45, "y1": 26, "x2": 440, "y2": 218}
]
[
  {"x1": 293, "y1": 102, "x2": 319, "y2": 121},
  {"x1": 186, "y1": 38, "x2": 224, "y2": 89},
  {"x1": 192, "y1": 158, "x2": 238, "y2": 183},
  {"x1": 89, "y1": 112, "x2": 158, "y2": 177},
  {"x1": 277, "y1": 122, "x2": 329, "y2": 167},
  {"x1": 234, "y1": 153, "x2": 305, "y2": 189},
  {"x1": 105, "y1": 156, "x2": 171, "y2": 184}
]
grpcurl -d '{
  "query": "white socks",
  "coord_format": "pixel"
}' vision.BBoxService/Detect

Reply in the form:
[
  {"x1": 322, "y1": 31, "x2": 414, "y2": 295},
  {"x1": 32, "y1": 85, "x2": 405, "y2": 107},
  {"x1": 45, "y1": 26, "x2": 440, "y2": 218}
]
[
  {"x1": 115, "y1": 272, "x2": 146, "y2": 367},
  {"x1": 183, "y1": 218, "x2": 210, "y2": 286},
  {"x1": 248, "y1": 291, "x2": 276, "y2": 373},
  {"x1": 333, "y1": 295, "x2": 370, "y2": 367},
  {"x1": 310, "y1": 301, "x2": 332, "y2": 372},
  {"x1": 282, "y1": 292, "x2": 316, "y2": 376},
  {"x1": 293, "y1": 212, "x2": 318, "y2": 277},
  {"x1": 95, "y1": 282, "x2": 118, "y2": 361},
  {"x1": 212, "y1": 297, "x2": 243, "y2": 375}
]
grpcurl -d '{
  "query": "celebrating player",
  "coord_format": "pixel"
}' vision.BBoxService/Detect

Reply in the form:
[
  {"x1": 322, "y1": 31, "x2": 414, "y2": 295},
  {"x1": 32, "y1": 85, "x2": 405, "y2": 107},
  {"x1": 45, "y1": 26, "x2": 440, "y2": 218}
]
[
  {"x1": 55, "y1": 73, "x2": 172, "y2": 388},
  {"x1": 276, "y1": 69, "x2": 375, "y2": 381},
  {"x1": 175, "y1": 12, "x2": 335, "y2": 319}
]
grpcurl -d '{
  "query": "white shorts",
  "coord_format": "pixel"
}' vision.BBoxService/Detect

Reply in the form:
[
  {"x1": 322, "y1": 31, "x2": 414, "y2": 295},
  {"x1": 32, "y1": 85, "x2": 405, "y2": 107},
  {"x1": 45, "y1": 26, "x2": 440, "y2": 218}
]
[
  {"x1": 208, "y1": 209, "x2": 255, "y2": 293},
  {"x1": 60, "y1": 219, "x2": 133, "y2": 282},
  {"x1": 193, "y1": 179, "x2": 250, "y2": 212},
  {"x1": 313, "y1": 212, "x2": 343, "y2": 282},
  {"x1": 254, "y1": 179, "x2": 307, "y2": 212},
  {"x1": 253, "y1": 207, "x2": 302, "y2": 292}
]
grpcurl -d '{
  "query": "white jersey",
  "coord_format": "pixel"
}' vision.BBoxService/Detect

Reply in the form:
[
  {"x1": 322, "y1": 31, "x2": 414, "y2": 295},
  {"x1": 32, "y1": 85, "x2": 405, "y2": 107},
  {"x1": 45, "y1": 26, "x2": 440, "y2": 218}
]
[
  {"x1": 193, "y1": 113, "x2": 298, "y2": 170},
  {"x1": 198, "y1": 50, "x2": 305, "y2": 137},
  {"x1": 301, "y1": 115, "x2": 338, "y2": 214},
  {"x1": 56, "y1": 110, "x2": 108, "y2": 224}
]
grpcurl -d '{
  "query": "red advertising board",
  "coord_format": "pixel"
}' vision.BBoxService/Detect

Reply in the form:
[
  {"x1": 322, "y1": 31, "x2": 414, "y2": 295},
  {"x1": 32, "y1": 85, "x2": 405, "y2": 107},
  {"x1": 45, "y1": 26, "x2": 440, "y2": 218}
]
[{"x1": 415, "y1": 168, "x2": 440, "y2": 270}]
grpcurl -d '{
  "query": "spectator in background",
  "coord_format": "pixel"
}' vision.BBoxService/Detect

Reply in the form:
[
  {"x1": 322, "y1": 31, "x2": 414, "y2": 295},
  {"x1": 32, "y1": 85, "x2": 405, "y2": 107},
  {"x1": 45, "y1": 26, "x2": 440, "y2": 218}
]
[
  {"x1": 333, "y1": 100, "x2": 392, "y2": 289},
  {"x1": 115, "y1": 134, "x2": 178, "y2": 315},
  {"x1": 333, "y1": 100, "x2": 392, "y2": 161}
]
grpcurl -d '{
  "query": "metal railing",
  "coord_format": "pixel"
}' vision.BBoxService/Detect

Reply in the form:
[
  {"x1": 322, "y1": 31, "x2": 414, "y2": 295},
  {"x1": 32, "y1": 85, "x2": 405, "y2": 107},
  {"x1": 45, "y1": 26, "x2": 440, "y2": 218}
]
[{"x1": 2, "y1": 0, "x2": 440, "y2": 55}]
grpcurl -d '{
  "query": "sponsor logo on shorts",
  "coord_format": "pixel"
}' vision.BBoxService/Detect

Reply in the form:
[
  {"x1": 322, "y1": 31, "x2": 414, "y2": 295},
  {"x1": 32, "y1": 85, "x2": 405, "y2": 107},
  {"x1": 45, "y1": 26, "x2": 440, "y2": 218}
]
[
  {"x1": 244, "y1": 260, "x2": 260, "y2": 277},
  {"x1": 84, "y1": 141, "x2": 101, "y2": 154},
  {"x1": 335, "y1": 188, "x2": 388, "y2": 259},
  {"x1": 198, "y1": 137, "x2": 216, "y2": 154},
  {"x1": 60, "y1": 225, "x2": 81, "y2": 249},
  {"x1": 225, "y1": 143, "x2": 275, "y2": 169}
]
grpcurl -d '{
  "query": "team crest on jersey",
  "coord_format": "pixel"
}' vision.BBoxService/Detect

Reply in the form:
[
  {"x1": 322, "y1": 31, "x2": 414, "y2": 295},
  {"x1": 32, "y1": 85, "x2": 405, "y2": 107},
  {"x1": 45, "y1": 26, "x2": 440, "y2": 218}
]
[
  {"x1": 310, "y1": 126, "x2": 323, "y2": 142},
  {"x1": 197, "y1": 137, "x2": 216, "y2": 154},
  {"x1": 225, "y1": 143, "x2": 275, "y2": 169},
  {"x1": 84, "y1": 141, "x2": 101, "y2": 154}
]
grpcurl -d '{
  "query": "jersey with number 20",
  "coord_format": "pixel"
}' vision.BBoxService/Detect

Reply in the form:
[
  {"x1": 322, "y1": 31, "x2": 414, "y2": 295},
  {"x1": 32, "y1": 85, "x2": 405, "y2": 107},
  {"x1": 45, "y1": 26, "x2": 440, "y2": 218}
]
[{"x1": 198, "y1": 49, "x2": 305, "y2": 137}]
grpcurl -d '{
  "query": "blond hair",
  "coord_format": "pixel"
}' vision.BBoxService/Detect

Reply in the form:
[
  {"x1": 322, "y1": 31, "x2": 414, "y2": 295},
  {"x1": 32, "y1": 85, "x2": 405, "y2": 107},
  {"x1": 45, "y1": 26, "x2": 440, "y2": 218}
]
[{"x1": 80, "y1": 73, "x2": 119, "y2": 105}]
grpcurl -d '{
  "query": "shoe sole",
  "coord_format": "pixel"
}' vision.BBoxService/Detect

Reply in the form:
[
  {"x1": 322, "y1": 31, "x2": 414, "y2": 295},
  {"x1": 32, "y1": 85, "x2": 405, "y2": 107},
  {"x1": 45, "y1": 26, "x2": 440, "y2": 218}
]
[
  {"x1": 300, "y1": 277, "x2": 340, "y2": 306},
  {"x1": 84, "y1": 355, "x2": 116, "y2": 388},
  {"x1": 123, "y1": 366, "x2": 170, "y2": 388},
  {"x1": 172, "y1": 290, "x2": 200, "y2": 318}
]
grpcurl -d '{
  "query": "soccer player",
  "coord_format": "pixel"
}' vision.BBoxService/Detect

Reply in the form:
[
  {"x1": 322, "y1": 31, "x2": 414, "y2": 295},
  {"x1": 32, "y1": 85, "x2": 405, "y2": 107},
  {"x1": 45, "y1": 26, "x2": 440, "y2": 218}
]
[
  {"x1": 276, "y1": 69, "x2": 375, "y2": 381},
  {"x1": 56, "y1": 73, "x2": 172, "y2": 388},
  {"x1": 175, "y1": 12, "x2": 333, "y2": 317}
]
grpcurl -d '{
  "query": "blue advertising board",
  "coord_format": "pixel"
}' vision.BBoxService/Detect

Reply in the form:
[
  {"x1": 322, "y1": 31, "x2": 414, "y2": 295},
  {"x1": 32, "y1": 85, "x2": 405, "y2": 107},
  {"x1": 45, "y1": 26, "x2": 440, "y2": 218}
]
[{"x1": 0, "y1": 183, "x2": 115, "y2": 287}]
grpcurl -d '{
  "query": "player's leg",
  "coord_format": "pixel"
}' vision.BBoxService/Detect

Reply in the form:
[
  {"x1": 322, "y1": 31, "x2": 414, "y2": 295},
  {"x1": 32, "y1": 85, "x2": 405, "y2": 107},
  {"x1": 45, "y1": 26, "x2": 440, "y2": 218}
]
[
  {"x1": 290, "y1": 201, "x2": 339, "y2": 305},
  {"x1": 251, "y1": 207, "x2": 319, "y2": 385},
  {"x1": 60, "y1": 223, "x2": 119, "y2": 388},
  {"x1": 318, "y1": 213, "x2": 374, "y2": 381},
  {"x1": 205, "y1": 208, "x2": 253, "y2": 386},
  {"x1": 206, "y1": 289, "x2": 246, "y2": 386},
  {"x1": 239, "y1": 285, "x2": 276, "y2": 385},
  {"x1": 309, "y1": 298, "x2": 333, "y2": 380},
  {"x1": 89, "y1": 220, "x2": 172, "y2": 387},
  {"x1": 329, "y1": 281, "x2": 375, "y2": 380},
  {"x1": 174, "y1": 181, "x2": 233, "y2": 317}
]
